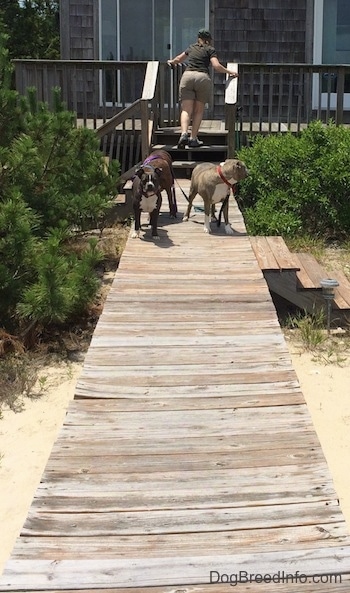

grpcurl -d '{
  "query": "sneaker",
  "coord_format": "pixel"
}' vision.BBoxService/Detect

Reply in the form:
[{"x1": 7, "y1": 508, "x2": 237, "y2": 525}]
[
  {"x1": 177, "y1": 133, "x2": 189, "y2": 149},
  {"x1": 188, "y1": 138, "x2": 204, "y2": 148}
]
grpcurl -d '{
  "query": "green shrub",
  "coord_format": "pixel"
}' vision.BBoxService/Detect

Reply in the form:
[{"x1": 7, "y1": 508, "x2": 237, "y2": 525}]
[
  {"x1": 237, "y1": 120, "x2": 350, "y2": 239},
  {"x1": 0, "y1": 34, "x2": 121, "y2": 338}
]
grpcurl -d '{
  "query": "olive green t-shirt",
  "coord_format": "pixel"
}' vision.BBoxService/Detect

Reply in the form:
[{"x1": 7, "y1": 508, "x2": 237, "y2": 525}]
[{"x1": 184, "y1": 43, "x2": 218, "y2": 75}]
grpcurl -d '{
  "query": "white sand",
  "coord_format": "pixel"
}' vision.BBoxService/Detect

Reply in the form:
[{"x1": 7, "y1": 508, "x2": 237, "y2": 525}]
[
  {"x1": 0, "y1": 349, "x2": 350, "y2": 575},
  {"x1": 0, "y1": 363, "x2": 82, "y2": 574}
]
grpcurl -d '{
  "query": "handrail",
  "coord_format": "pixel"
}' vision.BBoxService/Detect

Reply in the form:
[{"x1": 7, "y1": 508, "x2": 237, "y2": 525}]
[
  {"x1": 95, "y1": 100, "x2": 142, "y2": 138},
  {"x1": 95, "y1": 61, "x2": 159, "y2": 168},
  {"x1": 225, "y1": 62, "x2": 238, "y2": 157}
]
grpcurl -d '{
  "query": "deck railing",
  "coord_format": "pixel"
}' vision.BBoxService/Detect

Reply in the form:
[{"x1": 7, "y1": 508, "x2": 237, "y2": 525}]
[
  {"x1": 12, "y1": 59, "x2": 350, "y2": 173},
  {"x1": 13, "y1": 59, "x2": 350, "y2": 130}
]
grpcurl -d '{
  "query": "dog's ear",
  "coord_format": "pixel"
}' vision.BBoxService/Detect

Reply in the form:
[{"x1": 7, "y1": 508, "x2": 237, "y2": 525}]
[
  {"x1": 154, "y1": 167, "x2": 163, "y2": 177},
  {"x1": 236, "y1": 160, "x2": 249, "y2": 176},
  {"x1": 134, "y1": 167, "x2": 144, "y2": 178}
]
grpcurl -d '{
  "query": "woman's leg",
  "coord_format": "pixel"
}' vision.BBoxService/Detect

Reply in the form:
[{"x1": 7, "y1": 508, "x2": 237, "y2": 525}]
[
  {"x1": 190, "y1": 100, "x2": 205, "y2": 139},
  {"x1": 180, "y1": 99, "x2": 194, "y2": 134}
]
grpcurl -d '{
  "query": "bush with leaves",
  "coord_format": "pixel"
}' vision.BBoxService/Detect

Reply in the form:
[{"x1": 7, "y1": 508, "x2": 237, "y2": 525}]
[
  {"x1": 0, "y1": 35, "x2": 121, "y2": 341},
  {"x1": 237, "y1": 120, "x2": 350, "y2": 239}
]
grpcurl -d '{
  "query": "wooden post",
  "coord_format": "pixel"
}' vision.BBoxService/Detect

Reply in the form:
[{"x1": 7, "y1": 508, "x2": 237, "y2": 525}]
[
  {"x1": 140, "y1": 99, "x2": 150, "y2": 161},
  {"x1": 225, "y1": 63, "x2": 238, "y2": 158},
  {"x1": 141, "y1": 61, "x2": 159, "y2": 160}
]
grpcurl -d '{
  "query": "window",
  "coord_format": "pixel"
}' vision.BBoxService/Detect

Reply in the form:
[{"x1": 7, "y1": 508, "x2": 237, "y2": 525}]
[{"x1": 314, "y1": 0, "x2": 350, "y2": 107}]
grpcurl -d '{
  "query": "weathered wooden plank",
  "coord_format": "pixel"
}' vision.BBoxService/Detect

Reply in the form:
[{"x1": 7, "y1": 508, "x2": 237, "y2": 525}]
[
  {"x1": 250, "y1": 236, "x2": 280, "y2": 271},
  {"x1": 57, "y1": 392, "x2": 304, "y2": 411},
  {"x1": 296, "y1": 252, "x2": 326, "y2": 289},
  {"x1": 10, "y1": 521, "x2": 350, "y2": 559},
  {"x1": 37, "y1": 461, "x2": 331, "y2": 491},
  {"x1": 331, "y1": 270, "x2": 350, "y2": 308},
  {"x1": 83, "y1": 344, "x2": 291, "y2": 367},
  {"x1": 74, "y1": 379, "x2": 302, "y2": 398},
  {"x1": 51, "y1": 430, "x2": 320, "y2": 456},
  {"x1": 265, "y1": 236, "x2": 300, "y2": 271},
  {"x1": 46, "y1": 446, "x2": 322, "y2": 473},
  {"x1": 22, "y1": 500, "x2": 341, "y2": 537},
  {"x1": 76, "y1": 369, "x2": 298, "y2": 390},
  {"x1": 62, "y1": 405, "x2": 308, "y2": 426},
  {"x1": 3, "y1": 545, "x2": 350, "y2": 590},
  {"x1": 29, "y1": 482, "x2": 335, "y2": 513},
  {"x1": 3, "y1": 583, "x2": 350, "y2": 593}
]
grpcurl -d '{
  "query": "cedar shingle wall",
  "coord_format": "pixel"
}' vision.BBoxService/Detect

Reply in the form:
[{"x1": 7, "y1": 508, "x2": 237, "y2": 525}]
[
  {"x1": 61, "y1": 0, "x2": 96, "y2": 60},
  {"x1": 212, "y1": 0, "x2": 309, "y2": 119},
  {"x1": 60, "y1": 0, "x2": 310, "y2": 120}
]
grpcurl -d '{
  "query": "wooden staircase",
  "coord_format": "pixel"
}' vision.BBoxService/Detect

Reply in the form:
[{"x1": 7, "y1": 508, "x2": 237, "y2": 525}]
[
  {"x1": 250, "y1": 236, "x2": 350, "y2": 323},
  {"x1": 152, "y1": 120, "x2": 229, "y2": 178}
]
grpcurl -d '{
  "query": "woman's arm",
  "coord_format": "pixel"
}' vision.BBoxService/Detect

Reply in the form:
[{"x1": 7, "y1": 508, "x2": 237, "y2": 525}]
[
  {"x1": 167, "y1": 51, "x2": 187, "y2": 67},
  {"x1": 210, "y1": 56, "x2": 238, "y2": 77}
]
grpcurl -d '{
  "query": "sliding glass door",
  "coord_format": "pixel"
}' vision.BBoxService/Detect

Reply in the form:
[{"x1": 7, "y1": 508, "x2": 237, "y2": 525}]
[
  {"x1": 100, "y1": 0, "x2": 208, "y2": 61},
  {"x1": 314, "y1": 0, "x2": 350, "y2": 108}
]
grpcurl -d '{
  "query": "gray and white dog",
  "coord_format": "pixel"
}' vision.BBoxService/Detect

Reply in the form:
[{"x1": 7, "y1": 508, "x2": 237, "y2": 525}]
[{"x1": 183, "y1": 159, "x2": 248, "y2": 234}]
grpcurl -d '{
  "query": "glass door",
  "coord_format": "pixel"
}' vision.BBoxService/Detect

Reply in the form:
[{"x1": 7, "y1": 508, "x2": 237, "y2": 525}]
[
  {"x1": 100, "y1": 0, "x2": 208, "y2": 104},
  {"x1": 100, "y1": 0, "x2": 208, "y2": 61},
  {"x1": 314, "y1": 0, "x2": 350, "y2": 109}
]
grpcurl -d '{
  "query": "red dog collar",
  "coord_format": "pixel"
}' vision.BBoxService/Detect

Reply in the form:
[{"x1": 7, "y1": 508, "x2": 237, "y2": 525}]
[{"x1": 217, "y1": 165, "x2": 235, "y2": 189}]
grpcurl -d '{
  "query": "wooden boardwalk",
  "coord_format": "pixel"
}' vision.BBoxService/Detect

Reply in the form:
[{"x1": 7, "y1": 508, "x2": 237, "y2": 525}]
[{"x1": 2, "y1": 181, "x2": 350, "y2": 592}]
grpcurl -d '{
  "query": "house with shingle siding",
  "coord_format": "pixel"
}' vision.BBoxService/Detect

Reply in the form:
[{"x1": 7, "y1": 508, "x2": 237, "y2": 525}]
[{"x1": 59, "y1": 0, "x2": 350, "y2": 119}]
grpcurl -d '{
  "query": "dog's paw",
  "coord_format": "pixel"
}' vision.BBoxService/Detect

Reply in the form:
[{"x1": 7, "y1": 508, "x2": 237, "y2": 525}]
[
  {"x1": 182, "y1": 215, "x2": 189, "y2": 222},
  {"x1": 131, "y1": 230, "x2": 140, "y2": 239},
  {"x1": 203, "y1": 225, "x2": 211, "y2": 234},
  {"x1": 225, "y1": 224, "x2": 235, "y2": 235}
]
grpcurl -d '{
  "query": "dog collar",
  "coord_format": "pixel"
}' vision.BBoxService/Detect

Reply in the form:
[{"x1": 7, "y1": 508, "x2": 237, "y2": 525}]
[
  {"x1": 141, "y1": 189, "x2": 157, "y2": 198},
  {"x1": 217, "y1": 165, "x2": 235, "y2": 189}
]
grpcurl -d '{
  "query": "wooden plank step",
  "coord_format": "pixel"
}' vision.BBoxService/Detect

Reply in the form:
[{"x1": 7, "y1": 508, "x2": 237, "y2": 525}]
[
  {"x1": 295, "y1": 252, "x2": 327, "y2": 290},
  {"x1": 250, "y1": 236, "x2": 300, "y2": 272},
  {"x1": 250, "y1": 236, "x2": 279, "y2": 271},
  {"x1": 152, "y1": 144, "x2": 227, "y2": 151},
  {"x1": 329, "y1": 270, "x2": 350, "y2": 309},
  {"x1": 294, "y1": 255, "x2": 350, "y2": 310},
  {"x1": 265, "y1": 236, "x2": 300, "y2": 271},
  {"x1": 171, "y1": 161, "x2": 221, "y2": 170}
]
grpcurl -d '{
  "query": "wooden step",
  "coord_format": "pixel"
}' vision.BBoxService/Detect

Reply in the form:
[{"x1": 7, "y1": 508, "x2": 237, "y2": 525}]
[
  {"x1": 327, "y1": 270, "x2": 350, "y2": 309},
  {"x1": 251, "y1": 237, "x2": 350, "y2": 313},
  {"x1": 250, "y1": 236, "x2": 300, "y2": 272},
  {"x1": 152, "y1": 144, "x2": 227, "y2": 152},
  {"x1": 295, "y1": 252, "x2": 327, "y2": 290}
]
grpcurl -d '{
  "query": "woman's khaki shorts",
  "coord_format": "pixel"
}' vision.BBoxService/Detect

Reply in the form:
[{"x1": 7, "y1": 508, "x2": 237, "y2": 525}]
[{"x1": 179, "y1": 70, "x2": 212, "y2": 104}]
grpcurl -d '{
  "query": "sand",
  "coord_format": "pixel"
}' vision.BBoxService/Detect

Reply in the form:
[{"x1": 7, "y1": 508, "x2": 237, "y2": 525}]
[{"x1": 0, "y1": 347, "x2": 350, "y2": 575}]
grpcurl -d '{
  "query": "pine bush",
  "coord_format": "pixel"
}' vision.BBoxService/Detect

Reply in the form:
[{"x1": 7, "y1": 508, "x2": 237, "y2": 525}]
[{"x1": 0, "y1": 34, "x2": 121, "y2": 339}]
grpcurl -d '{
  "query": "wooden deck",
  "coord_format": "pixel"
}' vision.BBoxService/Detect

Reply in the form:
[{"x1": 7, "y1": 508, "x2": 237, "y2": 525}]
[{"x1": 2, "y1": 182, "x2": 350, "y2": 592}]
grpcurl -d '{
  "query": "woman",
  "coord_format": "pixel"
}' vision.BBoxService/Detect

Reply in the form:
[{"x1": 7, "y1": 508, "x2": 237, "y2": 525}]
[{"x1": 167, "y1": 29, "x2": 238, "y2": 148}]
